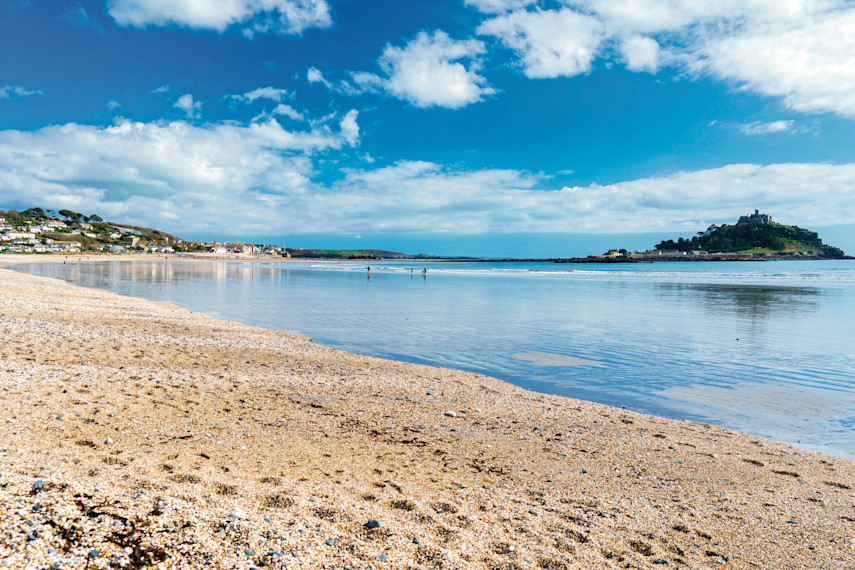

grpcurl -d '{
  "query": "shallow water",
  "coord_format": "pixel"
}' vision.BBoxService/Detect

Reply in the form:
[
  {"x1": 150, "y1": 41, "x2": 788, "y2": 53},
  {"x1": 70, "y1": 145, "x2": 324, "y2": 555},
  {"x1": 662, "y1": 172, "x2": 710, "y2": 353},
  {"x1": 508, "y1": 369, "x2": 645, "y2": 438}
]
[{"x1": 14, "y1": 258, "x2": 855, "y2": 459}]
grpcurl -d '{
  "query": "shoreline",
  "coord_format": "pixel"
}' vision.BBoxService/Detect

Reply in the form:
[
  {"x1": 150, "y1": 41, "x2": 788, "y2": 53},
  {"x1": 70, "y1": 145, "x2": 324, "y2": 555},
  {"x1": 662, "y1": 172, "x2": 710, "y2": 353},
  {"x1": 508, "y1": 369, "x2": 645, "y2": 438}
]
[
  {"x1": 6, "y1": 253, "x2": 853, "y2": 462},
  {"x1": 0, "y1": 261, "x2": 853, "y2": 567}
]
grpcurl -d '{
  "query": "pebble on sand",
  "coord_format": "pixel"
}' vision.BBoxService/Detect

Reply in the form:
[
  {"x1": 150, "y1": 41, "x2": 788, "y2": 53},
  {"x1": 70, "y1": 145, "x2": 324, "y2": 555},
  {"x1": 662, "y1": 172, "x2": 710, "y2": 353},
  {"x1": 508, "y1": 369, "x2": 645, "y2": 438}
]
[{"x1": 364, "y1": 519, "x2": 385, "y2": 529}]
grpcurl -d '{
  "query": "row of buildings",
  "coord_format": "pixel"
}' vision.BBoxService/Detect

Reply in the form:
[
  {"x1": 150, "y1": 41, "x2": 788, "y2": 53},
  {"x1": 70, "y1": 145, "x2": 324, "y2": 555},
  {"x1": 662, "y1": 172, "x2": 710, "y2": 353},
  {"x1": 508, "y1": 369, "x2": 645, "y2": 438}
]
[{"x1": 0, "y1": 216, "x2": 166, "y2": 254}]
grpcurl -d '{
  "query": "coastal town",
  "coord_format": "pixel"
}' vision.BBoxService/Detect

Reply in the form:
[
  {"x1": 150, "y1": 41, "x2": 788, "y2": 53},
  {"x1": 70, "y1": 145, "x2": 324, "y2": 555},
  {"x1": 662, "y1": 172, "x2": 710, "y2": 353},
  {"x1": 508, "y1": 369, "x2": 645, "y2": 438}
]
[{"x1": 0, "y1": 208, "x2": 285, "y2": 257}]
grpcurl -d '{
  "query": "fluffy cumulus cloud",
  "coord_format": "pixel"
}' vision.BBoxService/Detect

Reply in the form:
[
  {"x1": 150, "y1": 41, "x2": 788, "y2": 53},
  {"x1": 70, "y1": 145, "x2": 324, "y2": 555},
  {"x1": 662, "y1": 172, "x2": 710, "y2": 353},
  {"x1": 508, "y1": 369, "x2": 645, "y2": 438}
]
[
  {"x1": 478, "y1": 9, "x2": 605, "y2": 78},
  {"x1": 553, "y1": 162, "x2": 855, "y2": 231},
  {"x1": 466, "y1": 0, "x2": 855, "y2": 119},
  {"x1": 0, "y1": 85, "x2": 44, "y2": 100},
  {"x1": 107, "y1": 0, "x2": 331, "y2": 35},
  {"x1": 328, "y1": 161, "x2": 855, "y2": 234},
  {"x1": 2, "y1": 114, "x2": 854, "y2": 235},
  {"x1": 0, "y1": 115, "x2": 360, "y2": 235},
  {"x1": 173, "y1": 94, "x2": 202, "y2": 119},
  {"x1": 620, "y1": 35, "x2": 660, "y2": 73},
  {"x1": 698, "y1": 8, "x2": 855, "y2": 117},
  {"x1": 355, "y1": 30, "x2": 495, "y2": 109}
]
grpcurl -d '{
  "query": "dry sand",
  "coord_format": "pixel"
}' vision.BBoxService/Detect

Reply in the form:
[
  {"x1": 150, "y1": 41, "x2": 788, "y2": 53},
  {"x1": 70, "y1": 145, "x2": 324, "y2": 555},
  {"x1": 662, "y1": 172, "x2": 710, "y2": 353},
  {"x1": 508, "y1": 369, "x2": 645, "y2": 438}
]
[{"x1": 0, "y1": 259, "x2": 853, "y2": 569}]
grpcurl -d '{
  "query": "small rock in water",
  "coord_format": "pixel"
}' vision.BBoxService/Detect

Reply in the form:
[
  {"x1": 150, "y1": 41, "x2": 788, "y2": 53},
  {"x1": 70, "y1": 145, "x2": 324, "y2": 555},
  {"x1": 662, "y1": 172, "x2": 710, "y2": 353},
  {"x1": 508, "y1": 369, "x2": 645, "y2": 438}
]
[
  {"x1": 364, "y1": 519, "x2": 385, "y2": 529},
  {"x1": 443, "y1": 411, "x2": 457, "y2": 418},
  {"x1": 230, "y1": 507, "x2": 248, "y2": 520}
]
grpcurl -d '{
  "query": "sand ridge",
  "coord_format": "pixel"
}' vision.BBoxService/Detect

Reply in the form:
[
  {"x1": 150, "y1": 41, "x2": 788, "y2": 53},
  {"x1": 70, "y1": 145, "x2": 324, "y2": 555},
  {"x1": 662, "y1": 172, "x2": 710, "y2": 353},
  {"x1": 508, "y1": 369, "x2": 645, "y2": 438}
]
[{"x1": 0, "y1": 264, "x2": 853, "y2": 569}]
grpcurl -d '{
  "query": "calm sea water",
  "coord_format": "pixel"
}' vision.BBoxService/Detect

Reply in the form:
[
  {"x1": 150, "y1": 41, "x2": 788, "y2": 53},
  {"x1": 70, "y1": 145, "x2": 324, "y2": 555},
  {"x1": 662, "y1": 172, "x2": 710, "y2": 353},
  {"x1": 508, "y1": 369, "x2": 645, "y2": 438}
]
[{"x1": 13, "y1": 258, "x2": 855, "y2": 459}]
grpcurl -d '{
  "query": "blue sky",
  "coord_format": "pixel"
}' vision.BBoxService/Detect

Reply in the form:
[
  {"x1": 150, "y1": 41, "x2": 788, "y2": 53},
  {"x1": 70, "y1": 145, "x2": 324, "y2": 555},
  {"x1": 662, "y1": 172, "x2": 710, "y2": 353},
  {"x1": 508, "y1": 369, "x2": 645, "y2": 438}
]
[{"x1": 2, "y1": 0, "x2": 855, "y2": 256}]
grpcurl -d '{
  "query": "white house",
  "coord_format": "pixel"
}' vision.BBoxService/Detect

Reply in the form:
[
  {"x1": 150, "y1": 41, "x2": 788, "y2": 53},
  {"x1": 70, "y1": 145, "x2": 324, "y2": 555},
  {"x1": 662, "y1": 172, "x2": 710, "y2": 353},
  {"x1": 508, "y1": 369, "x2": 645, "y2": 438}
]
[
  {"x1": 44, "y1": 220, "x2": 67, "y2": 229},
  {"x1": 3, "y1": 232, "x2": 36, "y2": 240}
]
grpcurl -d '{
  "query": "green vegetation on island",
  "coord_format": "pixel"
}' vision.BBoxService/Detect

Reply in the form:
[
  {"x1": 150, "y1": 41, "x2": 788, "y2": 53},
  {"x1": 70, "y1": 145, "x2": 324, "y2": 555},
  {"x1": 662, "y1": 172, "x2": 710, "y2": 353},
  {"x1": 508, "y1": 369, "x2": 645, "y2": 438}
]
[{"x1": 653, "y1": 210, "x2": 845, "y2": 258}]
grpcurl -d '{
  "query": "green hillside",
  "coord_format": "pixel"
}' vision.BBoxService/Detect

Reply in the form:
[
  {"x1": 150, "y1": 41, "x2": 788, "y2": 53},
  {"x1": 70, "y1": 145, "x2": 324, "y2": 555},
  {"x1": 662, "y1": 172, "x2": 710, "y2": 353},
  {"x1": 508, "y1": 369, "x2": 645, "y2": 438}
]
[{"x1": 655, "y1": 219, "x2": 845, "y2": 258}]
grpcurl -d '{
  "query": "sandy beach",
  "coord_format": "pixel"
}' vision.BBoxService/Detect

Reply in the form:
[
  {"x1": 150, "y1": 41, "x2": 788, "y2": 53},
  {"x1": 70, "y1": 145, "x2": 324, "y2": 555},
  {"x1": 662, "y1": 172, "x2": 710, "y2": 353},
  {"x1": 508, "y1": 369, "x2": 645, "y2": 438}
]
[{"x1": 0, "y1": 257, "x2": 853, "y2": 569}]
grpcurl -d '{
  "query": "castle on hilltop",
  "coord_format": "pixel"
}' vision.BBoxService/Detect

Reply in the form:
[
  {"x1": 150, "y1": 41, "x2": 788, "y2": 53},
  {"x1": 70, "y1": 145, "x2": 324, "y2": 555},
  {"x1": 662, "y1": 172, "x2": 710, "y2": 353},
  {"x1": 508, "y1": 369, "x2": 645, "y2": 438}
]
[{"x1": 738, "y1": 209, "x2": 772, "y2": 225}]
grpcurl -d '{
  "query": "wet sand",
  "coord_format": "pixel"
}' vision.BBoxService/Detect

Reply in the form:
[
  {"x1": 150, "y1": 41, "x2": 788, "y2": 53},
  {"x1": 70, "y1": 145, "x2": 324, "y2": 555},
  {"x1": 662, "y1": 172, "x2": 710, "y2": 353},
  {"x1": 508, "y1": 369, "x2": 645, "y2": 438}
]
[{"x1": 0, "y1": 259, "x2": 853, "y2": 568}]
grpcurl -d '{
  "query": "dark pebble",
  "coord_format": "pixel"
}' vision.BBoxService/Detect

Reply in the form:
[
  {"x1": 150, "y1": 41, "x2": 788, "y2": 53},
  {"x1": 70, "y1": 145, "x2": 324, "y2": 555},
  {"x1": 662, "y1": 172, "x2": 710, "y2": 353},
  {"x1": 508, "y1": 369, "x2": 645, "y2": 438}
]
[
  {"x1": 88, "y1": 550, "x2": 100, "y2": 559},
  {"x1": 325, "y1": 539, "x2": 336, "y2": 546},
  {"x1": 32, "y1": 480, "x2": 44, "y2": 491},
  {"x1": 32, "y1": 504, "x2": 43, "y2": 512},
  {"x1": 364, "y1": 519, "x2": 385, "y2": 529},
  {"x1": 245, "y1": 549, "x2": 255, "y2": 556},
  {"x1": 378, "y1": 554, "x2": 387, "y2": 562}
]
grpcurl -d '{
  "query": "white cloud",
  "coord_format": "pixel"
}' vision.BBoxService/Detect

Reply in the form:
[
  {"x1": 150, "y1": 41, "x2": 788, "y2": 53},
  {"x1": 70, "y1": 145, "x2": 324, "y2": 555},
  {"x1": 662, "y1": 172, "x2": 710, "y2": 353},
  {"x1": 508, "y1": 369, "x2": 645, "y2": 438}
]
[
  {"x1": 478, "y1": 9, "x2": 605, "y2": 78},
  {"x1": 227, "y1": 86, "x2": 291, "y2": 104},
  {"x1": 1, "y1": 118, "x2": 854, "y2": 235},
  {"x1": 620, "y1": 35, "x2": 659, "y2": 73},
  {"x1": 568, "y1": 0, "x2": 832, "y2": 35},
  {"x1": 328, "y1": 161, "x2": 855, "y2": 233},
  {"x1": 0, "y1": 85, "x2": 44, "y2": 100},
  {"x1": 464, "y1": 0, "x2": 855, "y2": 119},
  {"x1": 741, "y1": 120, "x2": 795, "y2": 136},
  {"x1": 339, "y1": 110, "x2": 359, "y2": 147},
  {"x1": 307, "y1": 66, "x2": 332, "y2": 88},
  {"x1": 173, "y1": 94, "x2": 202, "y2": 119},
  {"x1": 0, "y1": 116, "x2": 360, "y2": 235},
  {"x1": 358, "y1": 30, "x2": 496, "y2": 108},
  {"x1": 107, "y1": 0, "x2": 331, "y2": 35},
  {"x1": 464, "y1": 0, "x2": 537, "y2": 14},
  {"x1": 271, "y1": 104, "x2": 304, "y2": 120},
  {"x1": 697, "y1": 8, "x2": 855, "y2": 117},
  {"x1": 552, "y1": 162, "x2": 855, "y2": 231}
]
